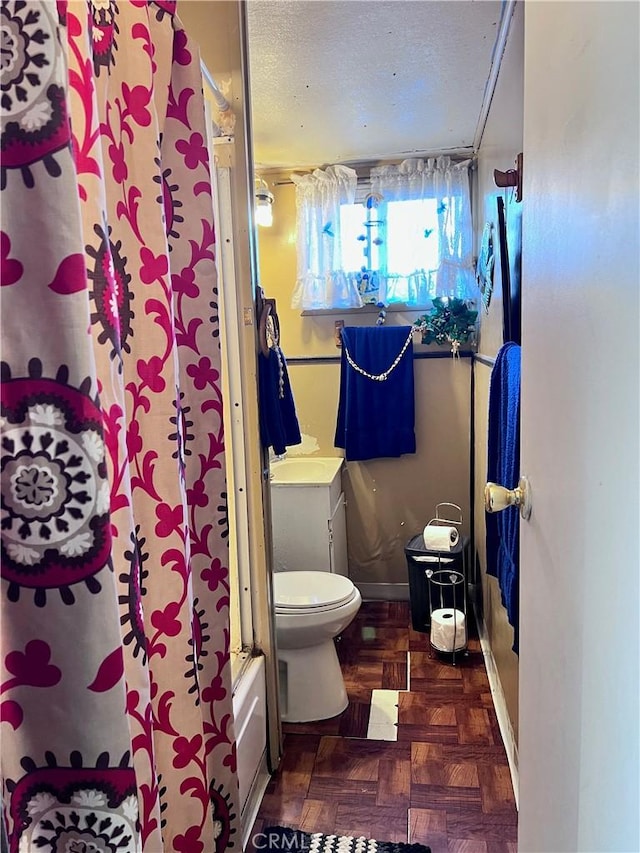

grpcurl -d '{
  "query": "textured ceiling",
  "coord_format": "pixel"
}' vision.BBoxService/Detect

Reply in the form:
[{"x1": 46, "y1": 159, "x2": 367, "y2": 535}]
[{"x1": 246, "y1": 0, "x2": 503, "y2": 170}]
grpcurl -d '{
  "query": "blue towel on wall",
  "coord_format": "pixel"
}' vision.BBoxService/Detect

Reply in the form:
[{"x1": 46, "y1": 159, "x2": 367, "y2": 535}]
[
  {"x1": 334, "y1": 326, "x2": 416, "y2": 462},
  {"x1": 258, "y1": 346, "x2": 302, "y2": 456},
  {"x1": 486, "y1": 341, "x2": 521, "y2": 653}
]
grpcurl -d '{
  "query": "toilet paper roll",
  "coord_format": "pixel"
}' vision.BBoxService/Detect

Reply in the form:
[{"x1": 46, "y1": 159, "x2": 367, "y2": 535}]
[
  {"x1": 430, "y1": 608, "x2": 466, "y2": 652},
  {"x1": 423, "y1": 524, "x2": 459, "y2": 551}
]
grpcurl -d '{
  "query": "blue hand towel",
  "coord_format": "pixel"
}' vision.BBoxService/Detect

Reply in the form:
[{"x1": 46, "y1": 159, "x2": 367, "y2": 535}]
[
  {"x1": 334, "y1": 326, "x2": 416, "y2": 462},
  {"x1": 258, "y1": 345, "x2": 301, "y2": 456},
  {"x1": 486, "y1": 341, "x2": 521, "y2": 653}
]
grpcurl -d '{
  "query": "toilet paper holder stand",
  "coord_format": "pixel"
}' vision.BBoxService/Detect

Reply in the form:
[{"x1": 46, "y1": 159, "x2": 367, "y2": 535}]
[
  {"x1": 425, "y1": 564, "x2": 468, "y2": 664},
  {"x1": 428, "y1": 502, "x2": 463, "y2": 528}
]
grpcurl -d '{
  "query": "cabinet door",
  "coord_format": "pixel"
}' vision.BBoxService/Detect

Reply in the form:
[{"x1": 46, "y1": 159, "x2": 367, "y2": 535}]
[
  {"x1": 328, "y1": 492, "x2": 348, "y2": 576},
  {"x1": 272, "y1": 486, "x2": 329, "y2": 573}
]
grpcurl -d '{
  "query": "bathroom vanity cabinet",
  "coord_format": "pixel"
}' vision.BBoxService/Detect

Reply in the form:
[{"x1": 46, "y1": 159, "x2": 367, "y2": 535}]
[{"x1": 270, "y1": 457, "x2": 348, "y2": 576}]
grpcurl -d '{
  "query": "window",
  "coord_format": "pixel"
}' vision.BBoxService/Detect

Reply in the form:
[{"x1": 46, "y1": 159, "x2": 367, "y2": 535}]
[
  {"x1": 291, "y1": 157, "x2": 475, "y2": 311},
  {"x1": 339, "y1": 197, "x2": 441, "y2": 306}
]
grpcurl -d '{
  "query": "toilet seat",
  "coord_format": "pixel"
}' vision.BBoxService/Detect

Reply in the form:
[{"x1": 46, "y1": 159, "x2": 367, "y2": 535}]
[{"x1": 274, "y1": 571, "x2": 356, "y2": 613}]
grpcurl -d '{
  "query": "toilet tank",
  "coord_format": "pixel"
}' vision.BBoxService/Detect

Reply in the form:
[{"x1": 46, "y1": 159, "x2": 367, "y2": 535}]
[{"x1": 269, "y1": 457, "x2": 348, "y2": 576}]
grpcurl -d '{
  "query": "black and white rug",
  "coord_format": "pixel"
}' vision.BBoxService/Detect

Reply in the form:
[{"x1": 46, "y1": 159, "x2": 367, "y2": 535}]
[{"x1": 258, "y1": 826, "x2": 431, "y2": 853}]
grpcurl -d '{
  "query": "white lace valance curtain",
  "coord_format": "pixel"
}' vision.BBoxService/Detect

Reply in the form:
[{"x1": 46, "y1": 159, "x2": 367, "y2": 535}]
[
  {"x1": 369, "y1": 156, "x2": 475, "y2": 305},
  {"x1": 291, "y1": 165, "x2": 362, "y2": 310},
  {"x1": 291, "y1": 157, "x2": 475, "y2": 311}
]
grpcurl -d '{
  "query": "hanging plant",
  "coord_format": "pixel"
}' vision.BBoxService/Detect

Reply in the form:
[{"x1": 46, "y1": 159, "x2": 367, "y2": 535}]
[{"x1": 414, "y1": 297, "x2": 478, "y2": 356}]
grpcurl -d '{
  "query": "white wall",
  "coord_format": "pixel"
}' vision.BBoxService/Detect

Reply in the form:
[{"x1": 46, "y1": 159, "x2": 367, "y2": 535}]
[{"x1": 519, "y1": 3, "x2": 639, "y2": 851}]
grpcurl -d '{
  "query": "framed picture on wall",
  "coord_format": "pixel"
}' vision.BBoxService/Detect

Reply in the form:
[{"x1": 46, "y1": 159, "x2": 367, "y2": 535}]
[{"x1": 476, "y1": 222, "x2": 495, "y2": 312}]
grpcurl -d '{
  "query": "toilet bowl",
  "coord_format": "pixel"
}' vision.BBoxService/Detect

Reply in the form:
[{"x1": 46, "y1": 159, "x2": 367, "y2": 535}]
[{"x1": 274, "y1": 570, "x2": 361, "y2": 722}]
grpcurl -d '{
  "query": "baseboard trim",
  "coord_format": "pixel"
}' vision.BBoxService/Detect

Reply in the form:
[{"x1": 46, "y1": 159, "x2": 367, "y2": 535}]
[
  {"x1": 473, "y1": 601, "x2": 520, "y2": 809},
  {"x1": 241, "y1": 750, "x2": 270, "y2": 851},
  {"x1": 355, "y1": 582, "x2": 410, "y2": 601}
]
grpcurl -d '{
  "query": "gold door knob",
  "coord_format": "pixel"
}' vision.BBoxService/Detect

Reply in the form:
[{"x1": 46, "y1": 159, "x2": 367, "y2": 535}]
[{"x1": 484, "y1": 476, "x2": 531, "y2": 520}]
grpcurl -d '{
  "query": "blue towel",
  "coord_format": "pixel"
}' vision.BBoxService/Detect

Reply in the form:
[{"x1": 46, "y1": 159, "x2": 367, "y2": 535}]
[
  {"x1": 334, "y1": 326, "x2": 416, "y2": 462},
  {"x1": 486, "y1": 342, "x2": 521, "y2": 653},
  {"x1": 258, "y1": 346, "x2": 301, "y2": 456}
]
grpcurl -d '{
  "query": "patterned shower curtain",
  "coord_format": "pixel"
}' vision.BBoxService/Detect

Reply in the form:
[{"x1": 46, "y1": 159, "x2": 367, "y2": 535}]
[{"x1": 1, "y1": 2, "x2": 240, "y2": 851}]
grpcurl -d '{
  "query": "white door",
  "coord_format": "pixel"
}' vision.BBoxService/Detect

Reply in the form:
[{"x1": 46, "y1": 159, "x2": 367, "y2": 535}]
[{"x1": 517, "y1": 4, "x2": 639, "y2": 852}]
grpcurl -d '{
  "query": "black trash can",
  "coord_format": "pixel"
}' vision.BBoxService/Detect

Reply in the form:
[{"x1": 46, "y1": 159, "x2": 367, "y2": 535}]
[{"x1": 404, "y1": 532, "x2": 470, "y2": 632}]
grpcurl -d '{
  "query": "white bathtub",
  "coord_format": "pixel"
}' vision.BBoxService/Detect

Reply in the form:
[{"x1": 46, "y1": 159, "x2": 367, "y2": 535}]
[
  {"x1": 270, "y1": 456, "x2": 343, "y2": 486},
  {"x1": 231, "y1": 654, "x2": 269, "y2": 846}
]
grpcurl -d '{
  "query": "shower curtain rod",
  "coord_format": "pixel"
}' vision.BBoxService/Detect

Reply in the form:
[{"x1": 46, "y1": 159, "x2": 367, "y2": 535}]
[{"x1": 200, "y1": 61, "x2": 230, "y2": 112}]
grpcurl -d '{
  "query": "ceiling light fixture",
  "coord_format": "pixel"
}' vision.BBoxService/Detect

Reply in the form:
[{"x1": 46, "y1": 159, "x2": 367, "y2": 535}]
[{"x1": 255, "y1": 177, "x2": 274, "y2": 227}]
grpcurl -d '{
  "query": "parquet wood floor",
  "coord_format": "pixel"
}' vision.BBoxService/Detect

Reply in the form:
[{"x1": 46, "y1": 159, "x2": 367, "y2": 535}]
[{"x1": 249, "y1": 601, "x2": 517, "y2": 852}]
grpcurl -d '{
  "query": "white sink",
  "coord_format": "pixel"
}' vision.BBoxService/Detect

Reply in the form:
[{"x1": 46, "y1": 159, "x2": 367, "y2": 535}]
[{"x1": 270, "y1": 456, "x2": 343, "y2": 486}]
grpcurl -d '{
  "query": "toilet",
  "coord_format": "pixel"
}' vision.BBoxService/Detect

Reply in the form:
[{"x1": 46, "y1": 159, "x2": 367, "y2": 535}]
[{"x1": 273, "y1": 570, "x2": 361, "y2": 722}]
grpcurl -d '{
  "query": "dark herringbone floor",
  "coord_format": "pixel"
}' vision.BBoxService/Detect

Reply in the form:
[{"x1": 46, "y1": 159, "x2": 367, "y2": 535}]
[{"x1": 249, "y1": 601, "x2": 518, "y2": 852}]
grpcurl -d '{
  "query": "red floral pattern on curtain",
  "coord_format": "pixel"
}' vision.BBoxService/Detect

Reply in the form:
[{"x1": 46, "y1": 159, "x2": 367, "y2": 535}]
[{"x1": 0, "y1": 2, "x2": 239, "y2": 850}]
